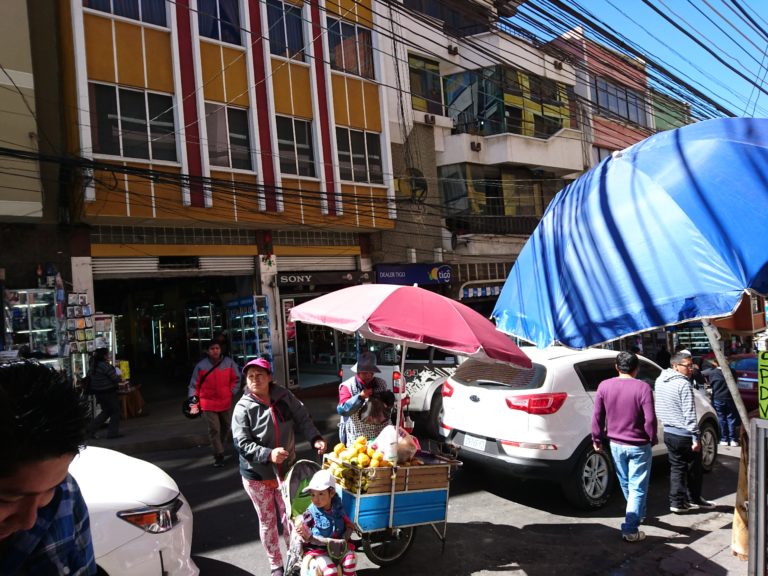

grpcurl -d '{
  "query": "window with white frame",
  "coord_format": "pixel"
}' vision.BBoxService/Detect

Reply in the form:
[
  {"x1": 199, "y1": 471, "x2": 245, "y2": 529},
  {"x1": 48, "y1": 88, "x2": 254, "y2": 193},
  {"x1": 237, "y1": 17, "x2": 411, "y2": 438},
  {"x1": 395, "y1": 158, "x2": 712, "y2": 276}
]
[
  {"x1": 592, "y1": 146, "x2": 614, "y2": 165},
  {"x1": 594, "y1": 77, "x2": 648, "y2": 127},
  {"x1": 89, "y1": 83, "x2": 177, "y2": 161},
  {"x1": 198, "y1": 0, "x2": 241, "y2": 45},
  {"x1": 267, "y1": 0, "x2": 305, "y2": 59},
  {"x1": 335, "y1": 127, "x2": 383, "y2": 184},
  {"x1": 205, "y1": 103, "x2": 252, "y2": 170},
  {"x1": 84, "y1": 0, "x2": 167, "y2": 26},
  {"x1": 276, "y1": 116, "x2": 315, "y2": 177},
  {"x1": 326, "y1": 16, "x2": 374, "y2": 79}
]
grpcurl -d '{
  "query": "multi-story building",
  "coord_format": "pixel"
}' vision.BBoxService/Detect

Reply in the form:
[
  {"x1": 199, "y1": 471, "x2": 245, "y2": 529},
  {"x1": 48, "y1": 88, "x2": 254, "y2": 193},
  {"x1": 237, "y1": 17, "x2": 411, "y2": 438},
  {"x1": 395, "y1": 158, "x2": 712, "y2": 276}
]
[
  {"x1": 52, "y1": 0, "x2": 401, "y2": 386},
  {"x1": 378, "y1": 0, "x2": 584, "y2": 315}
]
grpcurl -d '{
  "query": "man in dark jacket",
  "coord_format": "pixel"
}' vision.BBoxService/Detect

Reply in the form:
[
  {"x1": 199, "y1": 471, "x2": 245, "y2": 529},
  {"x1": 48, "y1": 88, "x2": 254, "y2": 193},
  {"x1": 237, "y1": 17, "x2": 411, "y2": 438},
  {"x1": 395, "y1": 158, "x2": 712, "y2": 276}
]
[
  {"x1": 703, "y1": 358, "x2": 740, "y2": 447},
  {"x1": 87, "y1": 347, "x2": 122, "y2": 439}
]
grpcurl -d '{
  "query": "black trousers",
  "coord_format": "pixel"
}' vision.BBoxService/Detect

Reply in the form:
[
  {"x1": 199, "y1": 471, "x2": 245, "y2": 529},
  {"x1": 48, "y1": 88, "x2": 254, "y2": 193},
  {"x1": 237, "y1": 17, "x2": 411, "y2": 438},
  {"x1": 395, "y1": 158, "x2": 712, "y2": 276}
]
[
  {"x1": 89, "y1": 390, "x2": 121, "y2": 437},
  {"x1": 664, "y1": 432, "x2": 703, "y2": 506}
]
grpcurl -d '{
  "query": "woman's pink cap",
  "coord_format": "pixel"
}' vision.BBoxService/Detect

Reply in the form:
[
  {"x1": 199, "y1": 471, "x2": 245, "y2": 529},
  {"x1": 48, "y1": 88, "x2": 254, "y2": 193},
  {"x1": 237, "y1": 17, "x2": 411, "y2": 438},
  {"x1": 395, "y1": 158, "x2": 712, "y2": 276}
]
[{"x1": 244, "y1": 357, "x2": 272, "y2": 373}]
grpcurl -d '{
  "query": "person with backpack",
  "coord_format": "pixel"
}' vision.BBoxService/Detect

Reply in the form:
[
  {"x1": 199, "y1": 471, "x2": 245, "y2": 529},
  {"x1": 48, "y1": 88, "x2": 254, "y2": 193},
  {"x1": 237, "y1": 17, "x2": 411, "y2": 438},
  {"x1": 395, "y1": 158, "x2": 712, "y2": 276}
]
[{"x1": 187, "y1": 340, "x2": 241, "y2": 467}]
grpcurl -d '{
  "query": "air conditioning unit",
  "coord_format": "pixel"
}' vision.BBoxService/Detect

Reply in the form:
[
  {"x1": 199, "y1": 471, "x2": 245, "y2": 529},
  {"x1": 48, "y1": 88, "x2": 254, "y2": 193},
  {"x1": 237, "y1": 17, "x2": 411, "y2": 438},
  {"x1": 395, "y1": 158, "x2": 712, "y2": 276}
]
[
  {"x1": 447, "y1": 45, "x2": 459, "y2": 56},
  {"x1": 470, "y1": 141, "x2": 482, "y2": 152},
  {"x1": 424, "y1": 114, "x2": 436, "y2": 125},
  {"x1": 553, "y1": 60, "x2": 563, "y2": 71}
]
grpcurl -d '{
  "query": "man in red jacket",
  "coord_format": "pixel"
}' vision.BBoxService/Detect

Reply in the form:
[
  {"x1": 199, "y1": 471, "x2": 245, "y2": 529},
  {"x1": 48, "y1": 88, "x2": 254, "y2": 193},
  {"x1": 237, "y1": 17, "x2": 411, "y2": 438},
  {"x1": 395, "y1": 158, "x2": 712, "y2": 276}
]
[{"x1": 188, "y1": 340, "x2": 242, "y2": 467}]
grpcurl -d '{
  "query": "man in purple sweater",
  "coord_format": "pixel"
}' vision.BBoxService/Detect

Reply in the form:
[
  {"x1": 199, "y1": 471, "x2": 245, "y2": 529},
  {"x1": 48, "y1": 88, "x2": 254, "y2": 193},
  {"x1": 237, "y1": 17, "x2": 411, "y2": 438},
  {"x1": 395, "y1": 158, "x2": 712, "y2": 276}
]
[{"x1": 592, "y1": 351, "x2": 658, "y2": 543}]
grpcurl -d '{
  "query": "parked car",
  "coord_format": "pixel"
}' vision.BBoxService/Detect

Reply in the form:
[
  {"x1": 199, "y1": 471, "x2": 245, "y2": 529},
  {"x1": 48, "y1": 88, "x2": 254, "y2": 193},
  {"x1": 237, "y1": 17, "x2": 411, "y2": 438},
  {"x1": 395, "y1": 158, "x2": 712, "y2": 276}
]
[
  {"x1": 728, "y1": 353, "x2": 759, "y2": 412},
  {"x1": 69, "y1": 446, "x2": 199, "y2": 575},
  {"x1": 440, "y1": 347, "x2": 720, "y2": 509},
  {"x1": 340, "y1": 342, "x2": 459, "y2": 437}
]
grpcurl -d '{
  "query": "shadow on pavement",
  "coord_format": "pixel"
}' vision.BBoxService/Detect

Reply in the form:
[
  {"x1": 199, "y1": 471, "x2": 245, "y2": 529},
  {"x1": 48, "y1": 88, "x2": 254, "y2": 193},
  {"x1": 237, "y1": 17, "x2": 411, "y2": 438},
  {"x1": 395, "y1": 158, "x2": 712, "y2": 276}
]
[
  {"x1": 356, "y1": 520, "x2": 731, "y2": 576},
  {"x1": 192, "y1": 556, "x2": 255, "y2": 575}
]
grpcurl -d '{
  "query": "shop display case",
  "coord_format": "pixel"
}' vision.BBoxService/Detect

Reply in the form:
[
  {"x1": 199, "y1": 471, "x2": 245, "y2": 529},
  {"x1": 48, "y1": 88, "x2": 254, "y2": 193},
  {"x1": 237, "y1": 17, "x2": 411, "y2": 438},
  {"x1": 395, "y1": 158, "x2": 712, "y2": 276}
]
[
  {"x1": 64, "y1": 292, "x2": 96, "y2": 385},
  {"x1": 226, "y1": 295, "x2": 272, "y2": 366},
  {"x1": 185, "y1": 303, "x2": 223, "y2": 359},
  {"x1": 673, "y1": 326, "x2": 710, "y2": 356},
  {"x1": 5, "y1": 288, "x2": 63, "y2": 369},
  {"x1": 94, "y1": 314, "x2": 117, "y2": 364}
]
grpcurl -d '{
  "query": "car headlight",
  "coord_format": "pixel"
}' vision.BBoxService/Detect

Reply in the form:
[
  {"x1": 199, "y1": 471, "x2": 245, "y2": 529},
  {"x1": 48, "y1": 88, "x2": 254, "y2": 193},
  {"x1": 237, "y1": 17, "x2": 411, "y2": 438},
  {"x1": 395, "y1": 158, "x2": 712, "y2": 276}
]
[{"x1": 117, "y1": 498, "x2": 183, "y2": 534}]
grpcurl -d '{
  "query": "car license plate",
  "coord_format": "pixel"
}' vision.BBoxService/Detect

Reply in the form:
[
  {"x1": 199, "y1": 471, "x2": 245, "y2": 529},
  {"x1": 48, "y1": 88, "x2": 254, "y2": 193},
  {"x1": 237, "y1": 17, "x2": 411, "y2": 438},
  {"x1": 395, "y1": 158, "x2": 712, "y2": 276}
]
[
  {"x1": 464, "y1": 434, "x2": 486, "y2": 451},
  {"x1": 737, "y1": 379, "x2": 753, "y2": 389}
]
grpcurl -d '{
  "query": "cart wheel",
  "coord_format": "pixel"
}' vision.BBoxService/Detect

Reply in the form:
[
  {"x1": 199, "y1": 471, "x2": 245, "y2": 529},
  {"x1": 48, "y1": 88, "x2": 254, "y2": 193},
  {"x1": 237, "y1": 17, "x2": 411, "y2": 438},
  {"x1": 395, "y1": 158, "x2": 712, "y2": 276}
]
[{"x1": 361, "y1": 527, "x2": 416, "y2": 566}]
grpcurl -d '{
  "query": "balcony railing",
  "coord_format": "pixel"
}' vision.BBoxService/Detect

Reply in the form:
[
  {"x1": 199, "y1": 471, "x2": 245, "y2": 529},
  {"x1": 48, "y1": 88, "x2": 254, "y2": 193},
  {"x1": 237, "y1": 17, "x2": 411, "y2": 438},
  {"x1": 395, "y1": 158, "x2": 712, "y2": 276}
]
[{"x1": 446, "y1": 215, "x2": 540, "y2": 236}]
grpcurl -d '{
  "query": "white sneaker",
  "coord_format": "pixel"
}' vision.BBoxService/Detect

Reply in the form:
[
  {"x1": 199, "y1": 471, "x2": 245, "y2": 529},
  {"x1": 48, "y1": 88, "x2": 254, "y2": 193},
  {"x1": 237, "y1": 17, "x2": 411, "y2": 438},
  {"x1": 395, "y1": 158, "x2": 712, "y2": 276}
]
[
  {"x1": 689, "y1": 499, "x2": 717, "y2": 509},
  {"x1": 719, "y1": 440, "x2": 729, "y2": 446},
  {"x1": 730, "y1": 441, "x2": 740, "y2": 447},
  {"x1": 622, "y1": 531, "x2": 646, "y2": 543}
]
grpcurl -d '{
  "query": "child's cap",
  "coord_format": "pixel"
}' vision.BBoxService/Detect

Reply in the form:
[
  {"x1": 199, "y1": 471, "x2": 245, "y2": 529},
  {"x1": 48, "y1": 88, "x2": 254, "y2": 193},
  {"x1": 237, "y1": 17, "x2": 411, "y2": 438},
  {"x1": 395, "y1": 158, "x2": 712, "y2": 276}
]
[{"x1": 302, "y1": 469, "x2": 336, "y2": 494}]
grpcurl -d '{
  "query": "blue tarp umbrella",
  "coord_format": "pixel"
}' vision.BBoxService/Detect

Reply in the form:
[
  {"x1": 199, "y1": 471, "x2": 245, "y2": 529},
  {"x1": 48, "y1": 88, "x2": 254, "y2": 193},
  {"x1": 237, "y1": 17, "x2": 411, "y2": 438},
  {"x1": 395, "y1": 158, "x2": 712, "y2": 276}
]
[{"x1": 492, "y1": 117, "x2": 768, "y2": 426}]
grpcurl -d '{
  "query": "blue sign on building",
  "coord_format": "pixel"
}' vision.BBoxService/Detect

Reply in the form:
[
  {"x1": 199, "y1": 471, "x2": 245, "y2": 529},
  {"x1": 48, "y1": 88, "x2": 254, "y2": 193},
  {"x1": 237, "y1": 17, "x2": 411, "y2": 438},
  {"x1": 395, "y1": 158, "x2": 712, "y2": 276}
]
[{"x1": 375, "y1": 263, "x2": 453, "y2": 285}]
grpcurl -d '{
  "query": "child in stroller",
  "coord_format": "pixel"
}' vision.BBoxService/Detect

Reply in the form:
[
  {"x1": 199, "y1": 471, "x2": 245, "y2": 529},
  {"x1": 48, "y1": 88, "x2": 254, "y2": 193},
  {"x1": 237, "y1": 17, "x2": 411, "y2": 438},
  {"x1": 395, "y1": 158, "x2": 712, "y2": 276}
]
[{"x1": 282, "y1": 463, "x2": 357, "y2": 576}]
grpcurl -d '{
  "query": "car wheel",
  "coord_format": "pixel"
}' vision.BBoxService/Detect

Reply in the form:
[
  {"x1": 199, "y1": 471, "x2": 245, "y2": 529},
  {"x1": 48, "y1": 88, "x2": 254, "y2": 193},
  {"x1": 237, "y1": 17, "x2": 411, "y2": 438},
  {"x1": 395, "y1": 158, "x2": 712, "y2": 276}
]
[
  {"x1": 424, "y1": 388, "x2": 443, "y2": 439},
  {"x1": 700, "y1": 420, "x2": 719, "y2": 472},
  {"x1": 562, "y1": 445, "x2": 614, "y2": 509}
]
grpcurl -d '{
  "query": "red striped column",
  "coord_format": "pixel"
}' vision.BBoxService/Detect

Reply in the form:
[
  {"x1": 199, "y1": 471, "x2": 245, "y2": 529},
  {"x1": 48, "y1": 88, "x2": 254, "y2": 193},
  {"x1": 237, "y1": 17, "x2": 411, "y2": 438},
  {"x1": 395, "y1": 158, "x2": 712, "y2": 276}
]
[
  {"x1": 309, "y1": 0, "x2": 337, "y2": 214},
  {"x1": 249, "y1": 1, "x2": 277, "y2": 211},
  {"x1": 175, "y1": 0, "x2": 204, "y2": 206}
]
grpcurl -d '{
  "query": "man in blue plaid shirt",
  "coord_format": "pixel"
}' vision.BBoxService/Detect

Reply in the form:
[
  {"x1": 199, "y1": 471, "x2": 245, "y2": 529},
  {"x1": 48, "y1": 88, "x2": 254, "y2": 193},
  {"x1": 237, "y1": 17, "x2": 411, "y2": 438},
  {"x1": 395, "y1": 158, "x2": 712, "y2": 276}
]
[{"x1": 0, "y1": 360, "x2": 96, "y2": 575}]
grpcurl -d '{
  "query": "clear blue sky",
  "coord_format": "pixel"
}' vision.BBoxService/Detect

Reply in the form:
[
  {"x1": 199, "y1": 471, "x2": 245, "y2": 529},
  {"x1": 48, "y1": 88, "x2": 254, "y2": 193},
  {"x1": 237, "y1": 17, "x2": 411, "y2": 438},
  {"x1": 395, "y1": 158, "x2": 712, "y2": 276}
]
[{"x1": 509, "y1": 0, "x2": 768, "y2": 118}]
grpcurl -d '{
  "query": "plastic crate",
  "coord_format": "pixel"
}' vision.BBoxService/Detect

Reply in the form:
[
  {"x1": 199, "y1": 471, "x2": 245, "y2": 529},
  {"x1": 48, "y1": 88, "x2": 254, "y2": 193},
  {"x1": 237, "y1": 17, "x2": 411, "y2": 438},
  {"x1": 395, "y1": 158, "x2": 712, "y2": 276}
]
[{"x1": 341, "y1": 487, "x2": 448, "y2": 531}]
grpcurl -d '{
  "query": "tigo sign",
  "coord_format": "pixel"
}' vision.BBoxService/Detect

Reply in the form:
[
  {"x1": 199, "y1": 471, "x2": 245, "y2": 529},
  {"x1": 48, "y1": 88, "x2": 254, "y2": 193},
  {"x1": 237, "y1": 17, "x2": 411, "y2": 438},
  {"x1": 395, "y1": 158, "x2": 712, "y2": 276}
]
[{"x1": 375, "y1": 264, "x2": 453, "y2": 285}]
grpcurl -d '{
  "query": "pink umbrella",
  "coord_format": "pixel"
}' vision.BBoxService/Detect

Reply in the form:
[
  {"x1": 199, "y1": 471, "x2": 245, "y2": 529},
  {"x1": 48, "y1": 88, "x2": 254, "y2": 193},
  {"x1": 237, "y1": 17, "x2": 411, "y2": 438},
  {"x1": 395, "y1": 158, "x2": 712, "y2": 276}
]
[{"x1": 289, "y1": 284, "x2": 531, "y2": 368}]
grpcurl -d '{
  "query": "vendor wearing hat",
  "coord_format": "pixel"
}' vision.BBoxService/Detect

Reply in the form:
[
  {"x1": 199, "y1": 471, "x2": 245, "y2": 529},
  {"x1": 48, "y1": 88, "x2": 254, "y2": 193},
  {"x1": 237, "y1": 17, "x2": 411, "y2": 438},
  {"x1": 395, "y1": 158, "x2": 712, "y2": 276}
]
[
  {"x1": 232, "y1": 357, "x2": 327, "y2": 576},
  {"x1": 337, "y1": 351, "x2": 389, "y2": 446}
]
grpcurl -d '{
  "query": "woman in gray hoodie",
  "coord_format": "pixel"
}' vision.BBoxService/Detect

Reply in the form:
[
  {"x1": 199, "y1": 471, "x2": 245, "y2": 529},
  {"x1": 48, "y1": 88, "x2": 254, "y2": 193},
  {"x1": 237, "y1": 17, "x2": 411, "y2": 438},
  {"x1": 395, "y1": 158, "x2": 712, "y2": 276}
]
[{"x1": 232, "y1": 358, "x2": 326, "y2": 576}]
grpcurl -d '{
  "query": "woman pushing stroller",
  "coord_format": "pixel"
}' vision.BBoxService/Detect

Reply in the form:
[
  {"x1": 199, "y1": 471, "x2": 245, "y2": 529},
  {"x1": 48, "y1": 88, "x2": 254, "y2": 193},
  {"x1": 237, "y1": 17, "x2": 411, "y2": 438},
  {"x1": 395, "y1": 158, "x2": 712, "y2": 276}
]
[
  {"x1": 296, "y1": 469, "x2": 357, "y2": 576},
  {"x1": 232, "y1": 358, "x2": 327, "y2": 576}
]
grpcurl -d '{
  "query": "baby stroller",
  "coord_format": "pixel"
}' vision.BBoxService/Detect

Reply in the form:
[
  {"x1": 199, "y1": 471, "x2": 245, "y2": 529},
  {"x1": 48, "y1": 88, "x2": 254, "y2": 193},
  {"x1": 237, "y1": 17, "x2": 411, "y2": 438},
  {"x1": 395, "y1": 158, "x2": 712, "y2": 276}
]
[{"x1": 281, "y1": 460, "x2": 351, "y2": 576}]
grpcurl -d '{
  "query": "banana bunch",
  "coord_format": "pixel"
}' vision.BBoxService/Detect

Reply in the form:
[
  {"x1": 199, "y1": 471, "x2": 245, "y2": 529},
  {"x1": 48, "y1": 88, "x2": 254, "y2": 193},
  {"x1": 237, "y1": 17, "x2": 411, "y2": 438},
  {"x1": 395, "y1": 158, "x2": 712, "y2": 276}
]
[{"x1": 327, "y1": 436, "x2": 394, "y2": 493}]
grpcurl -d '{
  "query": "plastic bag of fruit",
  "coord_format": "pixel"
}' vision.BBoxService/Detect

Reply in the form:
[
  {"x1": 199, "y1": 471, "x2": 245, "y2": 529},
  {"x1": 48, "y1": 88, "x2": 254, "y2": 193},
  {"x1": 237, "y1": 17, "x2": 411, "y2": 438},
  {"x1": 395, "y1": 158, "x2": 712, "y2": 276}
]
[{"x1": 371, "y1": 425, "x2": 421, "y2": 464}]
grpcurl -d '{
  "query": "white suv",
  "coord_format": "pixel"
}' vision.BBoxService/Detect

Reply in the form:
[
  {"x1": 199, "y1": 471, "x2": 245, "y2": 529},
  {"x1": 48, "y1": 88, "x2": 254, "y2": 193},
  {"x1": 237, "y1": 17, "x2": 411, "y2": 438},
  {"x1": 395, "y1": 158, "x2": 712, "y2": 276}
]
[{"x1": 440, "y1": 347, "x2": 719, "y2": 509}]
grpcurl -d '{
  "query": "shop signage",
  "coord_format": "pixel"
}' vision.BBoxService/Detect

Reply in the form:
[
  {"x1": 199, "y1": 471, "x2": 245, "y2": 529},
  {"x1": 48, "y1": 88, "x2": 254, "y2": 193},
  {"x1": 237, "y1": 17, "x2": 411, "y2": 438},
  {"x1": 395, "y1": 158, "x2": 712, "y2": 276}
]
[
  {"x1": 759, "y1": 351, "x2": 768, "y2": 419},
  {"x1": 375, "y1": 263, "x2": 453, "y2": 285},
  {"x1": 276, "y1": 271, "x2": 372, "y2": 287},
  {"x1": 462, "y1": 284, "x2": 502, "y2": 299}
]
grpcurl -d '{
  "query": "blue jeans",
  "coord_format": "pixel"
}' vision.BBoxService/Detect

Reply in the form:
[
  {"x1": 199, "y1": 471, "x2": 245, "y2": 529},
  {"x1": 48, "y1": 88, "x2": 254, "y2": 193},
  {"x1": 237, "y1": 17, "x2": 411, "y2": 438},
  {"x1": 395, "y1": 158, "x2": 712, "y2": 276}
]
[
  {"x1": 610, "y1": 442, "x2": 652, "y2": 535},
  {"x1": 713, "y1": 399, "x2": 740, "y2": 443}
]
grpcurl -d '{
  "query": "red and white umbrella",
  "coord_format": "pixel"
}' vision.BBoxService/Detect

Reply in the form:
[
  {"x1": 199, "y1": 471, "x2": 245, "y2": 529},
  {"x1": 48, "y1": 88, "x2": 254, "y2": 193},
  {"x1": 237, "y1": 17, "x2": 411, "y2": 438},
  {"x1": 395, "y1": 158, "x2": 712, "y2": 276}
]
[{"x1": 289, "y1": 284, "x2": 531, "y2": 368}]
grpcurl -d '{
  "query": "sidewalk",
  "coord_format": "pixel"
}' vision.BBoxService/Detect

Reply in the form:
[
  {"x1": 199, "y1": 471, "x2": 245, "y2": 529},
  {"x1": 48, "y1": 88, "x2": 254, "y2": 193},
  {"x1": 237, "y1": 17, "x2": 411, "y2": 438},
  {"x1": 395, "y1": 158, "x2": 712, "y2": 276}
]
[{"x1": 88, "y1": 382, "x2": 341, "y2": 456}]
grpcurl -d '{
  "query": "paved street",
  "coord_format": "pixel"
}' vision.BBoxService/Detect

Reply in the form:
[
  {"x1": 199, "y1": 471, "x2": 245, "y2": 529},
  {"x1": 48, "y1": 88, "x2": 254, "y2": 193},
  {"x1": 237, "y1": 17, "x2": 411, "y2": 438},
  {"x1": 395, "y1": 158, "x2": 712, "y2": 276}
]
[{"x1": 144, "y1": 438, "x2": 746, "y2": 576}]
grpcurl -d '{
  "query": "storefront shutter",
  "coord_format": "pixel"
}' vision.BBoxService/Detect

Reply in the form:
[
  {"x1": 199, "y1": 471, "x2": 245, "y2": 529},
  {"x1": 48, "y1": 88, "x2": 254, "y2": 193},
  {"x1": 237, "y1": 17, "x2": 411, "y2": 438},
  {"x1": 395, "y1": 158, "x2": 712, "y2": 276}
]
[
  {"x1": 92, "y1": 257, "x2": 255, "y2": 279},
  {"x1": 276, "y1": 256, "x2": 357, "y2": 271}
]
